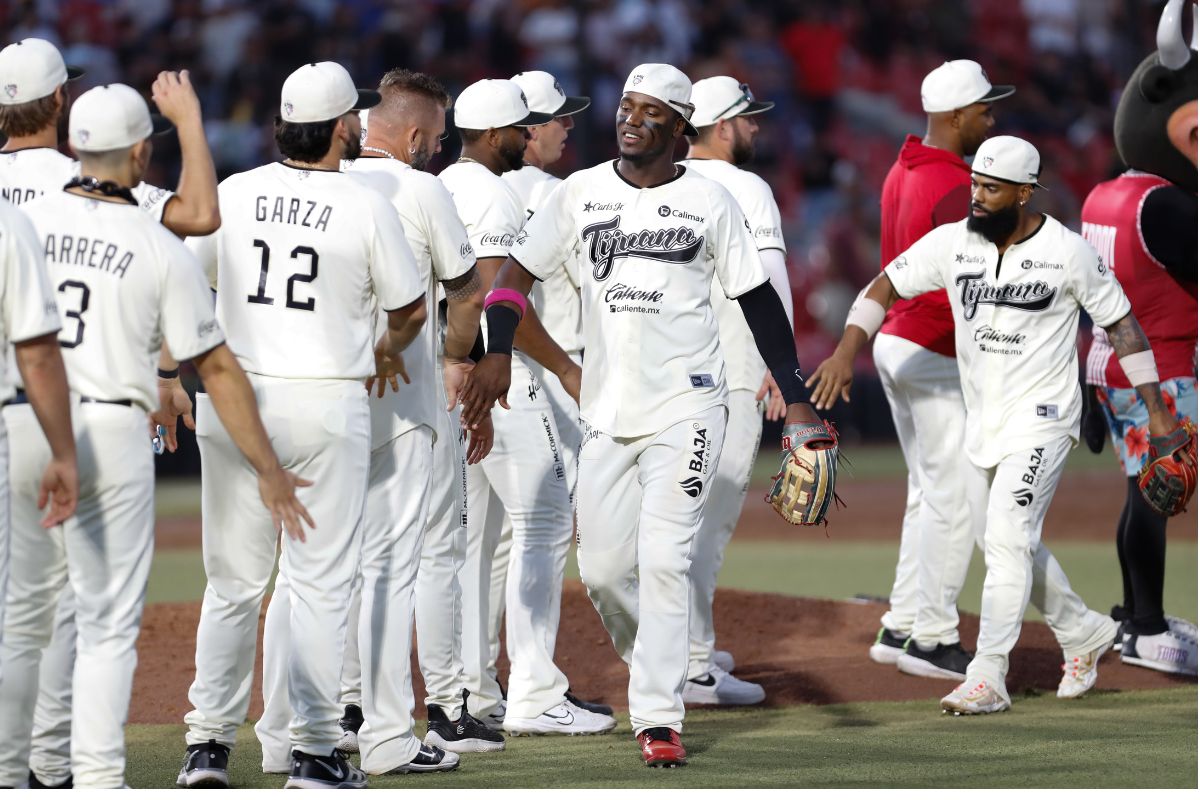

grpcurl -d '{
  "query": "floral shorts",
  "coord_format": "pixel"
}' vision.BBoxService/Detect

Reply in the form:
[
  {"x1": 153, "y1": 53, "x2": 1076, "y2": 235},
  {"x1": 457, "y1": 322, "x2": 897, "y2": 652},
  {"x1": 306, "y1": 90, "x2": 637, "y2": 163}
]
[{"x1": 1098, "y1": 377, "x2": 1197, "y2": 477}]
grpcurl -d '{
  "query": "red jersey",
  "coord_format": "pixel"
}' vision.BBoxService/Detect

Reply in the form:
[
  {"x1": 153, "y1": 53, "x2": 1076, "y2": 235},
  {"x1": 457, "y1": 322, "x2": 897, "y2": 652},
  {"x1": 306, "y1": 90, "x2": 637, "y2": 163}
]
[
  {"x1": 1081, "y1": 171, "x2": 1197, "y2": 388},
  {"x1": 878, "y1": 135, "x2": 970, "y2": 357}
]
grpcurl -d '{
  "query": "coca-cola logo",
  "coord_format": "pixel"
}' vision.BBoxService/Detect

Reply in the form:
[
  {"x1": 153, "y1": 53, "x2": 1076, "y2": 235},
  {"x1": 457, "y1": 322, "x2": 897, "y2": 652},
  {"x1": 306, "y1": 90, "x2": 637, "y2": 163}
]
[
  {"x1": 954, "y1": 270, "x2": 1057, "y2": 320},
  {"x1": 581, "y1": 215, "x2": 704, "y2": 282}
]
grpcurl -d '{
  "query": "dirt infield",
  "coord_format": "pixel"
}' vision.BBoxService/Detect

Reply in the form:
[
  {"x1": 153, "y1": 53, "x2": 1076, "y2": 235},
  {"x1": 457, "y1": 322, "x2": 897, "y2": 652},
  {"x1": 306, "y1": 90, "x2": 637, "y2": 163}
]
[{"x1": 130, "y1": 583, "x2": 1191, "y2": 724}]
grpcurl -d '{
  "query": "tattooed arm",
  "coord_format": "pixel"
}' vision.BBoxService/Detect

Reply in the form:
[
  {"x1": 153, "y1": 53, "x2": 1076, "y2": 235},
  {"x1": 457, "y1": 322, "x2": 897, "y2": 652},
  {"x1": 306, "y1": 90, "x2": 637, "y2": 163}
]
[
  {"x1": 442, "y1": 266, "x2": 485, "y2": 362},
  {"x1": 1104, "y1": 312, "x2": 1176, "y2": 436}
]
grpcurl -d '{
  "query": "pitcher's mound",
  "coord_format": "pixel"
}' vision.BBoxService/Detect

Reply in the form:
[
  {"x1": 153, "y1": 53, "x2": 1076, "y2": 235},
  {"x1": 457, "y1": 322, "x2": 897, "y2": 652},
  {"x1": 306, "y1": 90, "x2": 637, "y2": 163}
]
[{"x1": 132, "y1": 583, "x2": 1192, "y2": 724}]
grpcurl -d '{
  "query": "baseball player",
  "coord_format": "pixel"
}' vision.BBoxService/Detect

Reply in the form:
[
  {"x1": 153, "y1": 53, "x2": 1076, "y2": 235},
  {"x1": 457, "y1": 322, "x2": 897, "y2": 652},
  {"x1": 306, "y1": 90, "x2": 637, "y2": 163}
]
[
  {"x1": 867, "y1": 60, "x2": 1014, "y2": 681},
  {"x1": 253, "y1": 67, "x2": 495, "y2": 771},
  {"x1": 677, "y1": 76, "x2": 793, "y2": 705},
  {"x1": 1082, "y1": 170, "x2": 1197, "y2": 676},
  {"x1": 460, "y1": 64, "x2": 825, "y2": 767},
  {"x1": 14, "y1": 82, "x2": 311, "y2": 788},
  {"x1": 0, "y1": 196, "x2": 78, "y2": 702},
  {"x1": 809, "y1": 135, "x2": 1177, "y2": 715},
  {"x1": 441, "y1": 79, "x2": 612, "y2": 736},
  {"x1": 0, "y1": 39, "x2": 221, "y2": 790},
  {"x1": 177, "y1": 62, "x2": 425, "y2": 789}
]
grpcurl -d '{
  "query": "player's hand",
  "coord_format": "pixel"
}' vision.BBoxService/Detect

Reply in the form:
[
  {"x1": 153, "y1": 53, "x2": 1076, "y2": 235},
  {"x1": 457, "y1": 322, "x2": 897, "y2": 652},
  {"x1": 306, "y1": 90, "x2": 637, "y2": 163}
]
[
  {"x1": 460, "y1": 354, "x2": 511, "y2": 430},
  {"x1": 366, "y1": 349, "x2": 409, "y2": 398},
  {"x1": 466, "y1": 411, "x2": 494, "y2": 464},
  {"x1": 757, "y1": 373, "x2": 787, "y2": 421},
  {"x1": 806, "y1": 348, "x2": 855, "y2": 411},
  {"x1": 151, "y1": 376, "x2": 194, "y2": 453},
  {"x1": 1148, "y1": 406, "x2": 1178, "y2": 439},
  {"x1": 443, "y1": 357, "x2": 474, "y2": 410},
  {"x1": 38, "y1": 455, "x2": 78, "y2": 528},
  {"x1": 150, "y1": 70, "x2": 202, "y2": 127},
  {"x1": 257, "y1": 467, "x2": 315, "y2": 543},
  {"x1": 557, "y1": 361, "x2": 582, "y2": 405}
]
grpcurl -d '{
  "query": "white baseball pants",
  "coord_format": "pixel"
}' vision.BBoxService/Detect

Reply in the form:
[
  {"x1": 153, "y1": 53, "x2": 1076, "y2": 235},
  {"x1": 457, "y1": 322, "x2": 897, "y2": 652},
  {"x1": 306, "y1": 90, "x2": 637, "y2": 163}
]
[
  {"x1": 873, "y1": 333, "x2": 976, "y2": 646},
  {"x1": 577, "y1": 406, "x2": 726, "y2": 734},
  {"x1": 460, "y1": 356, "x2": 573, "y2": 722},
  {"x1": 687, "y1": 388, "x2": 761, "y2": 679},
  {"x1": 185, "y1": 377, "x2": 369, "y2": 757},
  {"x1": 964, "y1": 436, "x2": 1117, "y2": 689}
]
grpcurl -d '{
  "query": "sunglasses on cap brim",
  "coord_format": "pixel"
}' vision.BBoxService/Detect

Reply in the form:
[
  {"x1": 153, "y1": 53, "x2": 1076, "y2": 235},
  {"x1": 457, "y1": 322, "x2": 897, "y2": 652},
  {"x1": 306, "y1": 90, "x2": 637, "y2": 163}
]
[{"x1": 712, "y1": 83, "x2": 775, "y2": 122}]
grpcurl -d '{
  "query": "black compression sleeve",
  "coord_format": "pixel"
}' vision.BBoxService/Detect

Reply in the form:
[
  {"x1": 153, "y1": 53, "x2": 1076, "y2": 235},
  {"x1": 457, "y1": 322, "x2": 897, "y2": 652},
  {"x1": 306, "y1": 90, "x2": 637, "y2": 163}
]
[
  {"x1": 484, "y1": 305, "x2": 519, "y2": 356},
  {"x1": 1141, "y1": 185, "x2": 1197, "y2": 285},
  {"x1": 735, "y1": 281, "x2": 808, "y2": 405},
  {"x1": 468, "y1": 328, "x2": 486, "y2": 363}
]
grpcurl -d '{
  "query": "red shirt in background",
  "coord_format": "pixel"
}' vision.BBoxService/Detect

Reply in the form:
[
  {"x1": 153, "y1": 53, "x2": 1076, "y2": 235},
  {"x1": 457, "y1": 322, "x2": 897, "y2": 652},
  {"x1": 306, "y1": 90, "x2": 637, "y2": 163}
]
[{"x1": 878, "y1": 134, "x2": 970, "y2": 358}]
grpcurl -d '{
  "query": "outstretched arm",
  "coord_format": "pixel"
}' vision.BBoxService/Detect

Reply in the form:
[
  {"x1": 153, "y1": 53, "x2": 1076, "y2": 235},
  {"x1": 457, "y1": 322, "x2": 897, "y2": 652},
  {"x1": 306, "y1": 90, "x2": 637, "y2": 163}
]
[
  {"x1": 152, "y1": 70, "x2": 221, "y2": 237},
  {"x1": 736, "y1": 281, "x2": 821, "y2": 430},
  {"x1": 806, "y1": 272, "x2": 901, "y2": 410}
]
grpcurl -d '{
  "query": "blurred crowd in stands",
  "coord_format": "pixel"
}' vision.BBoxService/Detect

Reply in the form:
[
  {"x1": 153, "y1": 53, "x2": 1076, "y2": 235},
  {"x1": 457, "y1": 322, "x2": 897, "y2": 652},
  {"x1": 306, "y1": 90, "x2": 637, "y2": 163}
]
[{"x1": 2, "y1": 0, "x2": 1170, "y2": 438}]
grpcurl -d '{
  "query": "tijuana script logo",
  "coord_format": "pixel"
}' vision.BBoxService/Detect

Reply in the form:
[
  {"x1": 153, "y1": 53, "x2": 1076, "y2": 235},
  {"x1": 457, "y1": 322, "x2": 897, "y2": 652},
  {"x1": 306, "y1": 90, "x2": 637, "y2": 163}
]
[
  {"x1": 581, "y1": 215, "x2": 705, "y2": 282},
  {"x1": 954, "y1": 270, "x2": 1057, "y2": 321}
]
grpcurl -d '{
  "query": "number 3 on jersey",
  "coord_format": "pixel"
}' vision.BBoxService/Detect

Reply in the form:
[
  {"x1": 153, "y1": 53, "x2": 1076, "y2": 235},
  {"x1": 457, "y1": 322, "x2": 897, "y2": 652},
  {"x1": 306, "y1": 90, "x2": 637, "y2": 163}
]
[
  {"x1": 247, "y1": 239, "x2": 319, "y2": 311},
  {"x1": 57, "y1": 279, "x2": 90, "y2": 348}
]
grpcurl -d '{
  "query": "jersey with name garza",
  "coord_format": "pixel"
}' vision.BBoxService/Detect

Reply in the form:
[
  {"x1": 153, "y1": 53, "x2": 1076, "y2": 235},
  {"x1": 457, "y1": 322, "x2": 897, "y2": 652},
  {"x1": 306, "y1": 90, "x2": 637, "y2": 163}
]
[
  {"x1": 348, "y1": 157, "x2": 475, "y2": 447},
  {"x1": 0, "y1": 147, "x2": 174, "y2": 220},
  {"x1": 22, "y1": 192, "x2": 224, "y2": 411},
  {"x1": 511, "y1": 160, "x2": 768, "y2": 438},
  {"x1": 503, "y1": 164, "x2": 582, "y2": 354},
  {"x1": 0, "y1": 199, "x2": 60, "y2": 404},
  {"x1": 190, "y1": 162, "x2": 423, "y2": 382},
  {"x1": 884, "y1": 214, "x2": 1130, "y2": 468},
  {"x1": 681, "y1": 158, "x2": 786, "y2": 393}
]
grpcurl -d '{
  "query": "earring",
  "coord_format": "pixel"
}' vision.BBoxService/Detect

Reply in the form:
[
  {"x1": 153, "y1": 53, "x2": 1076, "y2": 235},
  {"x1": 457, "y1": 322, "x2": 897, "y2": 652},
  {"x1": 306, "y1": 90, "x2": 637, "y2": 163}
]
[{"x1": 409, "y1": 145, "x2": 417, "y2": 154}]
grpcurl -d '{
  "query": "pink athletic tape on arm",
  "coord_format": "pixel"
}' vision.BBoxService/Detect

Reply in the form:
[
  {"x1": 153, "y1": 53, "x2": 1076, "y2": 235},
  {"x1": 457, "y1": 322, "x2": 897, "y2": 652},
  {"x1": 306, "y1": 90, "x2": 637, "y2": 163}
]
[{"x1": 484, "y1": 288, "x2": 528, "y2": 316}]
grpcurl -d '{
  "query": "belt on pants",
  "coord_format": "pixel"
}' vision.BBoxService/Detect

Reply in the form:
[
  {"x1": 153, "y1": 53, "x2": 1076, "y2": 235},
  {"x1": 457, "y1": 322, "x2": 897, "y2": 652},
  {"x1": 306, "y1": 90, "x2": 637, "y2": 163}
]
[{"x1": 2, "y1": 390, "x2": 133, "y2": 409}]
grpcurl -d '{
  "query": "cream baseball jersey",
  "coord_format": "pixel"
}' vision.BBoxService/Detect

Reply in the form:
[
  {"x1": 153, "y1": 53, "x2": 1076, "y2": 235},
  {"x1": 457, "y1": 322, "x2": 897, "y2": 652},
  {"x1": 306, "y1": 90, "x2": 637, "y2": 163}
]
[
  {"x1": 681, "y1": 158, "x2": 787, "y2": 393},
  {"x1": 0, "y1": 147, "x2": 174, "y2": 220},
  {"x1": 884, "y1": 214, "x2": 1131, "y2": 467},
  {"x1": 20, "y1": 192, "x2": 224, "y2": 410},
  {"x1": 510, "y1": 161, "x2": 768, "y2": 437},
  {"x1": 347, "y1": 157, "x2": 475, "y2": 446},
  {"x1": 503, "y1": 164, "x2": 582, "y2": 354},
  {"x1": 189, "y1": 162, "x2": 423, "y2": 381},
  {"x1": 0, "y1": 199, "x2": 60, "y2": 404}
]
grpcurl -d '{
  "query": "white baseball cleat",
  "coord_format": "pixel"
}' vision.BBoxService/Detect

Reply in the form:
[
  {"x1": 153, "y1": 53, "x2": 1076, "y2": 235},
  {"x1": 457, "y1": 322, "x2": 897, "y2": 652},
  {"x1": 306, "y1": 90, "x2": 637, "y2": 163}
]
[
  {"x1": 1121, "y1": 627, "x2": 1198, "y2": 676},
  {"x1": 682, "y1": 665, "x2": 766, "y2": 705},
  {"x1": 502, "y1": 701, "x2": 616, "y2": 736},
  {"x1": 713, "y1": 649, "x2": 736, "y2": 673},
  {"x1": 940, "y1": 679, "x2": 1011, "y2": 715}
]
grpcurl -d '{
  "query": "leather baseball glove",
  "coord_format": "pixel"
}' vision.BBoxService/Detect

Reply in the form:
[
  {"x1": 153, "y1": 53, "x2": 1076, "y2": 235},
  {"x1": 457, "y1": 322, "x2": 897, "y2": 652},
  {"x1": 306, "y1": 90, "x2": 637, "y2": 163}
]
[
  {"x1": 767, "y1": 420, "x2": 840, "y2": 526},
  {"x1": 1138, "y1": 421, "x2": 1197, "y2": 516}
]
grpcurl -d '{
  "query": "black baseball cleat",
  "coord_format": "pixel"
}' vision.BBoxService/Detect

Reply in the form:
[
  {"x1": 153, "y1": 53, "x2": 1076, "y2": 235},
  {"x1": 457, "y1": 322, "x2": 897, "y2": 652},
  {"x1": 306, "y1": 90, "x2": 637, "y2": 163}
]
[
  {"x1": 896, "y1": 641, "x2": 972, "y2": 680},
  {"x1": 566, "y1": 689, "x2": 613, "y2": 717},
  {"x1": 380, "y1": 743, "x2": 460, "y2": 774},
  {"x1": 868, "y1": 626, "x2": 909, "y2": 665},
  {"x1": 337, "y1": 703, "x2": 364, "y2": 754},
  {"x1": 27, "y1": 771, "x2": 73, "y2": 789},
  {"x1": 284, "y1": 749, "x2": 367, "y2": 789},
  {"x1": 425, "y1": 689, "x2": 506, "y2": 753},
  {"x1": 176, "y1": 739, "x2": 231, "y2": 788}
]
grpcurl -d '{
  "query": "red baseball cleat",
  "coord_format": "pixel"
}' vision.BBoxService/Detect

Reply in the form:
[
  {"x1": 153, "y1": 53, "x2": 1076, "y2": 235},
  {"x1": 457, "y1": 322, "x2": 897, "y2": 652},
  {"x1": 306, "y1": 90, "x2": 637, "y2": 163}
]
[{"x1": 637, "y1": 727, "x2": 687, "y2": 768}]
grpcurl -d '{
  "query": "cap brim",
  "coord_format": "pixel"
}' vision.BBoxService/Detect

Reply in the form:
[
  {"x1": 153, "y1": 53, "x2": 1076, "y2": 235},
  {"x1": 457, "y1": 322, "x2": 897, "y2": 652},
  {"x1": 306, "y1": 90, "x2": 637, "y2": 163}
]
[
  {"x1": 65, "y1": 65, "x2": 84, "y2": 81},
  {"x1": 513, "y1": 110, "x2": 556, "y2": 127},
  {"x1": 352, "y1": 89, "x2": 381, "y2": 111},
  {"x1": 978, "y1": 85, "x2": 1015, "y2": 104},
  {"x1": 736, "y1": 99, "x2": 775, "y2": 117},
  {"x1": 972, "y1": 169, "x2": 1048, "y2": 191},
  {"x1": 150, "y1": 114, "x2": 174, "y2": 136},
  {"x1": 554, "y1": 96, "x2": 591, "y2": 116}
]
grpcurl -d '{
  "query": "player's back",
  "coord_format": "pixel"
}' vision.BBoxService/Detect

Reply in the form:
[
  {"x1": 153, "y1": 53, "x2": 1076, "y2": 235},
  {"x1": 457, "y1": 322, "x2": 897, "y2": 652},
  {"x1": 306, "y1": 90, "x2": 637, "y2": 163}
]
[
  {"x1": 21, "y1": 190, "x2": 221, "y2": 410},
  {"x1": 197, "y1": 162, "x2": 408, "y2": 382},
  {"x1": 0, "y1": 147, "x2": 75, "y2": 207}
]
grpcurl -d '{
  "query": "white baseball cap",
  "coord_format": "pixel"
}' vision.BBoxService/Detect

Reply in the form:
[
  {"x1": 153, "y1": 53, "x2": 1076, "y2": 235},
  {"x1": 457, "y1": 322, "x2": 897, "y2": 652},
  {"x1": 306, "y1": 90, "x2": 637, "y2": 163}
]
[
  {"x1": 690, "y1": 76, "x2": 775, "y2": 128},
  {"x1": 280, "y1": 62, "x2": 380, "y2": 123},
  {"x1": 454, "y1": 79, "x2": 554, "y2": 130},
  {"x1": 0, "y1": 38, "x2": 83, "y2": 106},
  {"x1": 971, "y1": 135, "x2": 1047, "y2": 189},
  {"x1": 511, "y1": 71, "x2": 590, "y2": 118},
  {"x1": 920, "y1": 60, "x2": 1014, "y2": 113},
  {"x1": 69, "y1": 83, "x2": 172, "y2": 152},
  {"x1": 622, "y1": 63, "x2": 698, "y2": 135}
]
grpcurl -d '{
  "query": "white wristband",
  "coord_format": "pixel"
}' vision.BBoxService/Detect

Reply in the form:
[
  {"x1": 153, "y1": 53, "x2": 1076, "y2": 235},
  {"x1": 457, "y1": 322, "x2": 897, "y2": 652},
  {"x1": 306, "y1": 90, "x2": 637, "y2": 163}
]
[
  {"x1": 844, "y1": 295, "x2": 886, "y2": 338},
  {"x1": 1119, "y1": 350, "x2": 1160, "y2": 387}
]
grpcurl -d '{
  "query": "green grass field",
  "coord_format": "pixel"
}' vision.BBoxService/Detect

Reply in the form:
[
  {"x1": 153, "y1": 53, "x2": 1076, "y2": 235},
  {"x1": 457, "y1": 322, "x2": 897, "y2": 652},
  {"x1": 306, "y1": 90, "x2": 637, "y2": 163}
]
[{"x1": 134, "y1": 444, "x2": 1197, "y2": 788}]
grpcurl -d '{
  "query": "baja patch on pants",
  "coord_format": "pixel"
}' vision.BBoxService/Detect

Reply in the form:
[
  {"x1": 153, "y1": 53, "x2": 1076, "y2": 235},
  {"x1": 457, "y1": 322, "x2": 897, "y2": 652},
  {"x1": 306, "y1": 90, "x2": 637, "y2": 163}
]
[{"x1": 676, "y1": 421, "x2": 713, "y2": 498}]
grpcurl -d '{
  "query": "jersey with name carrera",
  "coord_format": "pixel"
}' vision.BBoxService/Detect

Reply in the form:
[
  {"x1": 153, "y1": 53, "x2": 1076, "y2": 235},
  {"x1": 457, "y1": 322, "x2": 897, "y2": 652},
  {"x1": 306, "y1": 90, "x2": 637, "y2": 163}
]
[
  {"x1": 189, "y1": 162, "x2": 424, "y2": 382},
  {"x1": 510, "y1": 160, "x2": 767, "y2": 437},
  {"x1": 884, "y1": 213, "x2": 1131, "y2": 467}
]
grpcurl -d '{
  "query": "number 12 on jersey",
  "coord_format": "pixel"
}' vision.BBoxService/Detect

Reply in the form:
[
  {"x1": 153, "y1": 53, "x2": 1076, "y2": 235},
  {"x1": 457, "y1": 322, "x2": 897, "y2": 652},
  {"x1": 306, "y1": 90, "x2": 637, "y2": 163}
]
[{"x1": 246, "y1": 239, "x2": 319, "y2": 311}]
